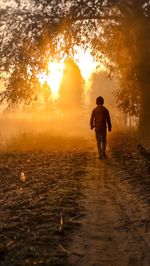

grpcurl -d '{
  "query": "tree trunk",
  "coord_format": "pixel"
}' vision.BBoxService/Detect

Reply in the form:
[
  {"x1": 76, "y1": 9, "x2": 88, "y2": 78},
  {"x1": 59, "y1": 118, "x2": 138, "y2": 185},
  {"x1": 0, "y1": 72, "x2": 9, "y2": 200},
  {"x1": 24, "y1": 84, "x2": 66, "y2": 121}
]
[
  {"x1": 132, "y1": 14, "x2": 150, "y2": 140},
  {"x1": 138, "y1": 85, "x2": 150, "y2": 140}
]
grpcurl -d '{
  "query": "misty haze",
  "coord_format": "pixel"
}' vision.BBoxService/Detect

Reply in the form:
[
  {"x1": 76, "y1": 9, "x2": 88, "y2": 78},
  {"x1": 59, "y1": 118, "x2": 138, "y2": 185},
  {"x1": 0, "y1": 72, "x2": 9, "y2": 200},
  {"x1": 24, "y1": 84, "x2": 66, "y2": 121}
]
[{"x1": 1, "y1": 1, "x2": 150, "y2": 266}]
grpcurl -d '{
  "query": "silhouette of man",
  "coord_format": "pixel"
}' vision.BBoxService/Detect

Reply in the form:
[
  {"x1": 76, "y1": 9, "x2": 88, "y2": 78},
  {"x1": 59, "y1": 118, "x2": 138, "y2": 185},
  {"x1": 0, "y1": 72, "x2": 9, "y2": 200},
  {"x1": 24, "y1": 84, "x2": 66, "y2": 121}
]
[{"x1": 90, "y1": 96, "x2": 112, "y2": 159}]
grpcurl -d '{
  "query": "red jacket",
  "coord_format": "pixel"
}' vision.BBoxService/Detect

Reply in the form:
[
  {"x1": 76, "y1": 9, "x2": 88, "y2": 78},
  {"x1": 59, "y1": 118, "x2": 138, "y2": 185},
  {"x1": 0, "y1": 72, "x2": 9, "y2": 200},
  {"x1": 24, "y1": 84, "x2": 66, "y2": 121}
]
[{"x1": 90, "y1": 105, "x2": 112, "y2": 131}]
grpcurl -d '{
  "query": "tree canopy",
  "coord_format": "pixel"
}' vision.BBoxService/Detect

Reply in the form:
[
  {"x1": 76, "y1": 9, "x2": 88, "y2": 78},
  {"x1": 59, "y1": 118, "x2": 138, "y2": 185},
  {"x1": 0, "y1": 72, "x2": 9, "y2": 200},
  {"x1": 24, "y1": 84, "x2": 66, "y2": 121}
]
[{"x1": 1, "y1": 0, "x2": 150, "y2": 136}]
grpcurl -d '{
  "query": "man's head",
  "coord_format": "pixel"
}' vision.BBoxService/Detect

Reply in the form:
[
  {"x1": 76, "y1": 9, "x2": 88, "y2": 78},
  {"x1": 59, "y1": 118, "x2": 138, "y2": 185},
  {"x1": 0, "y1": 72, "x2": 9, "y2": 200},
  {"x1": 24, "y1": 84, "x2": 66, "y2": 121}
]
[{"x1": 96, "y1": 96, "x2": 104, "y2": 105}]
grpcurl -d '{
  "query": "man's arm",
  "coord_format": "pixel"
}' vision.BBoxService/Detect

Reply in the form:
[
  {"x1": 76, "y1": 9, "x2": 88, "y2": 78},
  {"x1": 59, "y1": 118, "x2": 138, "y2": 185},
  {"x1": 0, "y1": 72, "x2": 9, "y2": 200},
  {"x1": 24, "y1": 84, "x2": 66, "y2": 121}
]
[
  {"x1": 106, "y1": 110, "x2": 112, "y2": 131},
  {"x1": 90, "y1": 109, "x2": 95, "y2": 129}
]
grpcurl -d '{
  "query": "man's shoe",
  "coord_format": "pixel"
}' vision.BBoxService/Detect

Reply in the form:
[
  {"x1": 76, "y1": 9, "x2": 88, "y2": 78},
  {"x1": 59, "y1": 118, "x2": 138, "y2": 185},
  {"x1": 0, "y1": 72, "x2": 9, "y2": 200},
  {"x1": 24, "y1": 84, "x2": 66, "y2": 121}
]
[
  {"x1": 98, "y1": 155, "x2": 103, "y2": 160},
  {"x1": 103, "y1": 153, "x2": 107, "y2": 159}
]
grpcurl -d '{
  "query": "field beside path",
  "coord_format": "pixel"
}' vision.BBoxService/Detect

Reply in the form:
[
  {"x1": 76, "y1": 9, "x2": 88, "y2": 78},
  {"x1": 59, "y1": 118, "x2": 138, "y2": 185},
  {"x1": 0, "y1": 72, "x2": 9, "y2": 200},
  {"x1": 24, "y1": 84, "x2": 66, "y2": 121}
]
[
  {"x1": 109, "y1": 131, "x2": 150, "y2": 201},
  {"x1": 0, "y1": 134, "x2": 92, "y2": 266},
  {"x1": 0, "y1": 132, "x2": 150, "y2": 265}
]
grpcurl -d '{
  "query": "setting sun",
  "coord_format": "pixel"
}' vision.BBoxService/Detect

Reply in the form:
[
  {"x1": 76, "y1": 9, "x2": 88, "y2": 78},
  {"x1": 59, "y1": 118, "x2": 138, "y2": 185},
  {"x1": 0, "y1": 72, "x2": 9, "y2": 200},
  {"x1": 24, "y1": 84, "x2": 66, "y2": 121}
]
[
  {"x1": 47, "y1": 61, "x2": 64, "y2": 100},
  {"x1": 38, "y1": 61, "x2": 64, "y2": 100},
  {"x1": 73, "y1": 46, "x2": 97, "y2": 80},
  {"x1": 37, "y1": 46, "x2": 105, "y2": 102}
]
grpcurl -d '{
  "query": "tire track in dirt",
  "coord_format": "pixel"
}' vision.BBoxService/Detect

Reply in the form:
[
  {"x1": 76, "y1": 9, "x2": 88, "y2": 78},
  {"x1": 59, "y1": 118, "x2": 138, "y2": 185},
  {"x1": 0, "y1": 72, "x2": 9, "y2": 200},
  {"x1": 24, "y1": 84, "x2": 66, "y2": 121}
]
[{"x1": 68, "y1": 152, "x2": 150, "y2": 266}]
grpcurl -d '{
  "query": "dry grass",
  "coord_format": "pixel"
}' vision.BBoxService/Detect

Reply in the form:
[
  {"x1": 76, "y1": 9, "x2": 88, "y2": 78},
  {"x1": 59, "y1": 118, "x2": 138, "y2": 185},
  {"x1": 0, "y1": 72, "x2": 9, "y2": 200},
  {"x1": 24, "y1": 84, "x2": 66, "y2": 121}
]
[
  {"x1": 0, "y1": 152, "x2": 88, "y2": 266},
  {"x1": 109, "y1": 130, "x2": 150, "y2": 199},
  {"x1": 0, "y1": 133, "x2": 91, "y2": 266},
  {"x1": 3, "y1": 131, "x2": 92, "y2": 153}
]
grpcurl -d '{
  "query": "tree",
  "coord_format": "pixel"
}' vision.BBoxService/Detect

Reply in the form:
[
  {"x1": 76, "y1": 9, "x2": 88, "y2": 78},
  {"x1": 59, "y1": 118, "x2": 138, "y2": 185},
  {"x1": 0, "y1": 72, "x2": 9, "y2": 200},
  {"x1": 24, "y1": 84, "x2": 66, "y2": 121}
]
[
  {"x1": 1, "y1": 0, "x2": 114, "y2": 111},
  {"x1": 58, "y1": 58, "x2": 84, "y2": 111},
  {"x1": 92, "y1": 0, "x2": 150, "y2": 138},
  {"x1": 1, "y1": 0, "x2": 150, "y2": 138}
]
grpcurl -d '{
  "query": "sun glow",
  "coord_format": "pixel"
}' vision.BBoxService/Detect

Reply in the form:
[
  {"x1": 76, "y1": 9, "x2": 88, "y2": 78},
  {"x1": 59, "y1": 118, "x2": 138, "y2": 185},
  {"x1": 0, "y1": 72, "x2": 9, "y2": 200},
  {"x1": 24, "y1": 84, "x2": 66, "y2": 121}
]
[
  {"x1": 73, "y1": 46, "x2": 97, "y2": 80},
  {"x1": 38, "y1": 61, "x2": 64, "y2": 100},
  {"x1": 38, "y1": 46, "x2": 106, "y2": 102},
  {"x1": 47, "y1": 62, "x2": 64, "y2": 100}
]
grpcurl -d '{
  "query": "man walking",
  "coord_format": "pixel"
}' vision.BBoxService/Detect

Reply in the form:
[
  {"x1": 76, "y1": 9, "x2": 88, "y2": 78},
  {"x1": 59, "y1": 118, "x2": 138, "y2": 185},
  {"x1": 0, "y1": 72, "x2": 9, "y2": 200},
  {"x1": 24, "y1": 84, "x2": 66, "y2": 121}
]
[{"x1": 90, "y1": 96, "x2": 112, "y2": 159}]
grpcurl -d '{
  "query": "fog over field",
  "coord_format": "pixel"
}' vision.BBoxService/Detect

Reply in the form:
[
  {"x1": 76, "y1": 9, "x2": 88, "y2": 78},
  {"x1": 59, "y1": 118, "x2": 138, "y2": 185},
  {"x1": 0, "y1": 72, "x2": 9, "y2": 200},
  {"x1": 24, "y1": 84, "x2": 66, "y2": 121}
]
[{"x1": 0, "y1": 71, "x2": 119, "y2": 151}]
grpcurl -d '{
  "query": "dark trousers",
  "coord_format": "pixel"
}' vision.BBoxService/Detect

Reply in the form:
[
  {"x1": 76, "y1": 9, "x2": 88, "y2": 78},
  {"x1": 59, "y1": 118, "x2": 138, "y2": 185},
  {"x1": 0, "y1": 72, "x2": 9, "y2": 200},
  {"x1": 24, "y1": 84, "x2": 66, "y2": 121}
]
[{"x1": 95, "y1": 130, "x2": 106, "y2": 157}]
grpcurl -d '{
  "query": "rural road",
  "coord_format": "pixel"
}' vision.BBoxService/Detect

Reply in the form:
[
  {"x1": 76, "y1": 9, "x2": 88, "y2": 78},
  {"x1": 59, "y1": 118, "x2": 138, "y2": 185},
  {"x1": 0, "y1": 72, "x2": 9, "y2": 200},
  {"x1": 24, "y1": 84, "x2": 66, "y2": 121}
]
[
  {"x1": 68, "y1": 152, "x2": 150, "y2": 266},
  {"x1": 0, "y1": 146, "x2": 150, "y2": 266}
]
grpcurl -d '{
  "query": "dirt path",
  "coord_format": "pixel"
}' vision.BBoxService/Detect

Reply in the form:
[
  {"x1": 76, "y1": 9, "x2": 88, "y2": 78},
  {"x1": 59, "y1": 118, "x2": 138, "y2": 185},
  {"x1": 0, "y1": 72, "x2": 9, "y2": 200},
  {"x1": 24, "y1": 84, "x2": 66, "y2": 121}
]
[
  {"x1": 68, "y1": 152, "x2": 150, "y2": 266},
  {"x1": 1, "y1": 146, "x2": 150, "y2": 265}
]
